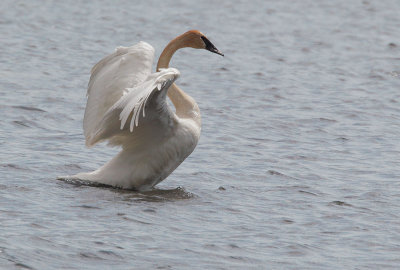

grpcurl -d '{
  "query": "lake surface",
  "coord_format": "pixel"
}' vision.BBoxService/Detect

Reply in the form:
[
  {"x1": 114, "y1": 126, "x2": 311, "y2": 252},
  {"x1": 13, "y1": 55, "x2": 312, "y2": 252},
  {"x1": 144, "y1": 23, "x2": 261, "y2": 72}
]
[{"x1": 1, "y1": 0, "x2": 400, "y2": 269}]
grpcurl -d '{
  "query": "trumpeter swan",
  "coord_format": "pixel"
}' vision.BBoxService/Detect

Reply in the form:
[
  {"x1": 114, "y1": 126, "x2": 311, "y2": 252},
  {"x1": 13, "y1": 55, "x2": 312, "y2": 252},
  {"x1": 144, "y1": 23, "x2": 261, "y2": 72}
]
[{"x1": 68, "y1": 30, "x2": 223, "y2": 190}]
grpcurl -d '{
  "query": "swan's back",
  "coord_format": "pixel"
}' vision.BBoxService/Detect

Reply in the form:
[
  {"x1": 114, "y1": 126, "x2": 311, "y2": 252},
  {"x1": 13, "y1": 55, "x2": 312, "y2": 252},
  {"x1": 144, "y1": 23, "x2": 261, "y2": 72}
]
[{"x1": 83, "y1": 42, "x2": 155, "y2": 146}]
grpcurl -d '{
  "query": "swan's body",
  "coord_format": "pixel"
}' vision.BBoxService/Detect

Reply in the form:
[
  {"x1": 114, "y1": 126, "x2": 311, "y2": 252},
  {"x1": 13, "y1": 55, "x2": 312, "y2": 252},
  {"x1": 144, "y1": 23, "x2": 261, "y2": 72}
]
[{"x1": 69, "y1": 30, "x2": 222, "y2": 190}]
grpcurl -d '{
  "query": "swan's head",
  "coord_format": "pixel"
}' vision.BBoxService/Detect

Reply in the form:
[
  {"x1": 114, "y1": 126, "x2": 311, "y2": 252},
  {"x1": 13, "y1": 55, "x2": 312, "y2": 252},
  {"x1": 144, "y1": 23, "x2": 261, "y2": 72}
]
[{"x1": 184, "y1": 30, "x2": 224, "y2": 56}]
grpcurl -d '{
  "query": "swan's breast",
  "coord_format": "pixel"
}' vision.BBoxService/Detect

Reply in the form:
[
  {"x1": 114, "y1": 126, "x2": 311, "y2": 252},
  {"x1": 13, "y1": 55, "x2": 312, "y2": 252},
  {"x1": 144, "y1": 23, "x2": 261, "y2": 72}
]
[{"x1": 143, "y1": 118, "x2": 200, "y2": 186}]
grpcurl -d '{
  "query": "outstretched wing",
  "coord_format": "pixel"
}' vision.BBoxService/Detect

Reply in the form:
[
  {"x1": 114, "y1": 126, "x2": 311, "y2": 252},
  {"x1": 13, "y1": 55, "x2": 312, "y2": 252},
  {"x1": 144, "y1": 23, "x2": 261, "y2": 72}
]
[
  {"x1": 83, "y1": 41, "x2": 155, "y2": 146},
  {"x1": 86, "y1": 68, "x2": 180, "y2": 148}
]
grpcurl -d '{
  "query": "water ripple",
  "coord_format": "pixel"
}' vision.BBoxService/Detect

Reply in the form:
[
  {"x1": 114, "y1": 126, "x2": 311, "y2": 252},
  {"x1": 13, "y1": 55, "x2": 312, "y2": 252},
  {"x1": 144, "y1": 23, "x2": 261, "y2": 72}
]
[{"x1": 1, "y1": 0, "x2": 400, "y2": 269}]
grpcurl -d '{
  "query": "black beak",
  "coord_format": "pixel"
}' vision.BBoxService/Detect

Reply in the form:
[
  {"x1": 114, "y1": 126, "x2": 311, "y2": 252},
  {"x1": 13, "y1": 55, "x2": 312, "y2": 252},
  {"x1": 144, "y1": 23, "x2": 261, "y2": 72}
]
[{"x1": 201, "y1": 36, "x2": 224, "y2": 56}]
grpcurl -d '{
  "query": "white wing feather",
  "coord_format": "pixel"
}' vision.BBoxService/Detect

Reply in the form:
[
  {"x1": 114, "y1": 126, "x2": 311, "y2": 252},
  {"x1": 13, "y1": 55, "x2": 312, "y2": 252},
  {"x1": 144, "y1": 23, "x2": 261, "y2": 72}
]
[
  {"x1": 107, "y1": 68, "x2": 180, "y2": 132},
  {"x1": 85, "y1": 58, "x2": 180, "y2": 147},
  {"x1": 83, "y1": 41, "x2": 155, "y2": 146}
]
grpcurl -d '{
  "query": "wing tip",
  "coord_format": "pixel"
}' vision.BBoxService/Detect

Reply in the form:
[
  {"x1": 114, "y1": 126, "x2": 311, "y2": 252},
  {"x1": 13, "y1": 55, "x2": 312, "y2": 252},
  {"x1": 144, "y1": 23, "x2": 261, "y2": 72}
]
[
  {"x1": 84, "y1": 133, "x2": 97, "y2": 148},
  {"x1": 85, "y1": 140, "x2": 94, "y2": 148}
]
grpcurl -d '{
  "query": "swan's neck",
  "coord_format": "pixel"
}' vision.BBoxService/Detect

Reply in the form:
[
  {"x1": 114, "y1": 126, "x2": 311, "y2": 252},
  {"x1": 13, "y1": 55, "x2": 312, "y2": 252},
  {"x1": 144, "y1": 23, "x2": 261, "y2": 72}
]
[{"x1": 156, "y1": 34, "x2": 200, "y2": 125}]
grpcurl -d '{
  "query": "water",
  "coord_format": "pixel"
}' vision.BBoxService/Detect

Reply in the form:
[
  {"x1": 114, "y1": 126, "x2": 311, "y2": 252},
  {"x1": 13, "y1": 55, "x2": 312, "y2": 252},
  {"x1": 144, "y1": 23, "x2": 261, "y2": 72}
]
[{"x1": 1, "y1": 0, "x2": 400, "y2": 269}]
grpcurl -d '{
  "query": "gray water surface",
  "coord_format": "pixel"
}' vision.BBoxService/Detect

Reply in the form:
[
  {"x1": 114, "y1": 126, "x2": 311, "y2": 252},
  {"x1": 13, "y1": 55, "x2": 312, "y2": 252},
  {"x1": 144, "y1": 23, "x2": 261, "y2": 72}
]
[{"x1": 1, "y1": 0, "x2": 400, "y2": 269}]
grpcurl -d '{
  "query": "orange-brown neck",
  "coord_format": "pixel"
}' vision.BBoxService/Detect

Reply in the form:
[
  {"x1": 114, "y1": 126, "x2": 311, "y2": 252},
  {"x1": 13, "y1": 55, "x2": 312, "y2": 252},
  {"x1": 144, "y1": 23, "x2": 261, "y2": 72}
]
[
  {"x1": 155, "y1": 31, "x2": 202, "y2": 123},
  {"x1": 156, "y1": 30, "x2": 203, "y2": 71},
  {"x1": 157, "y1": 38, "x2": 178, "y2": 70}
]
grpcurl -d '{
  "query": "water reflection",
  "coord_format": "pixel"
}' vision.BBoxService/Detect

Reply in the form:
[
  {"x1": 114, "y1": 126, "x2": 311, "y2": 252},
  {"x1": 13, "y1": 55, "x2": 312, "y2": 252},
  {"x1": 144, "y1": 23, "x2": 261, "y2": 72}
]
[{"x1": 58, "y1": 177, "x2": 195, "y2": 202}]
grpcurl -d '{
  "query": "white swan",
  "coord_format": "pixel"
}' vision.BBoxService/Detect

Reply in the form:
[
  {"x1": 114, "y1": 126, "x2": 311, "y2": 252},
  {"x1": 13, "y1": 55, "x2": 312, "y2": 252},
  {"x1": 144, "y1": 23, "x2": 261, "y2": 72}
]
[{"x1": 69, "y1": 30, "x2": 223, "y2": 190}]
